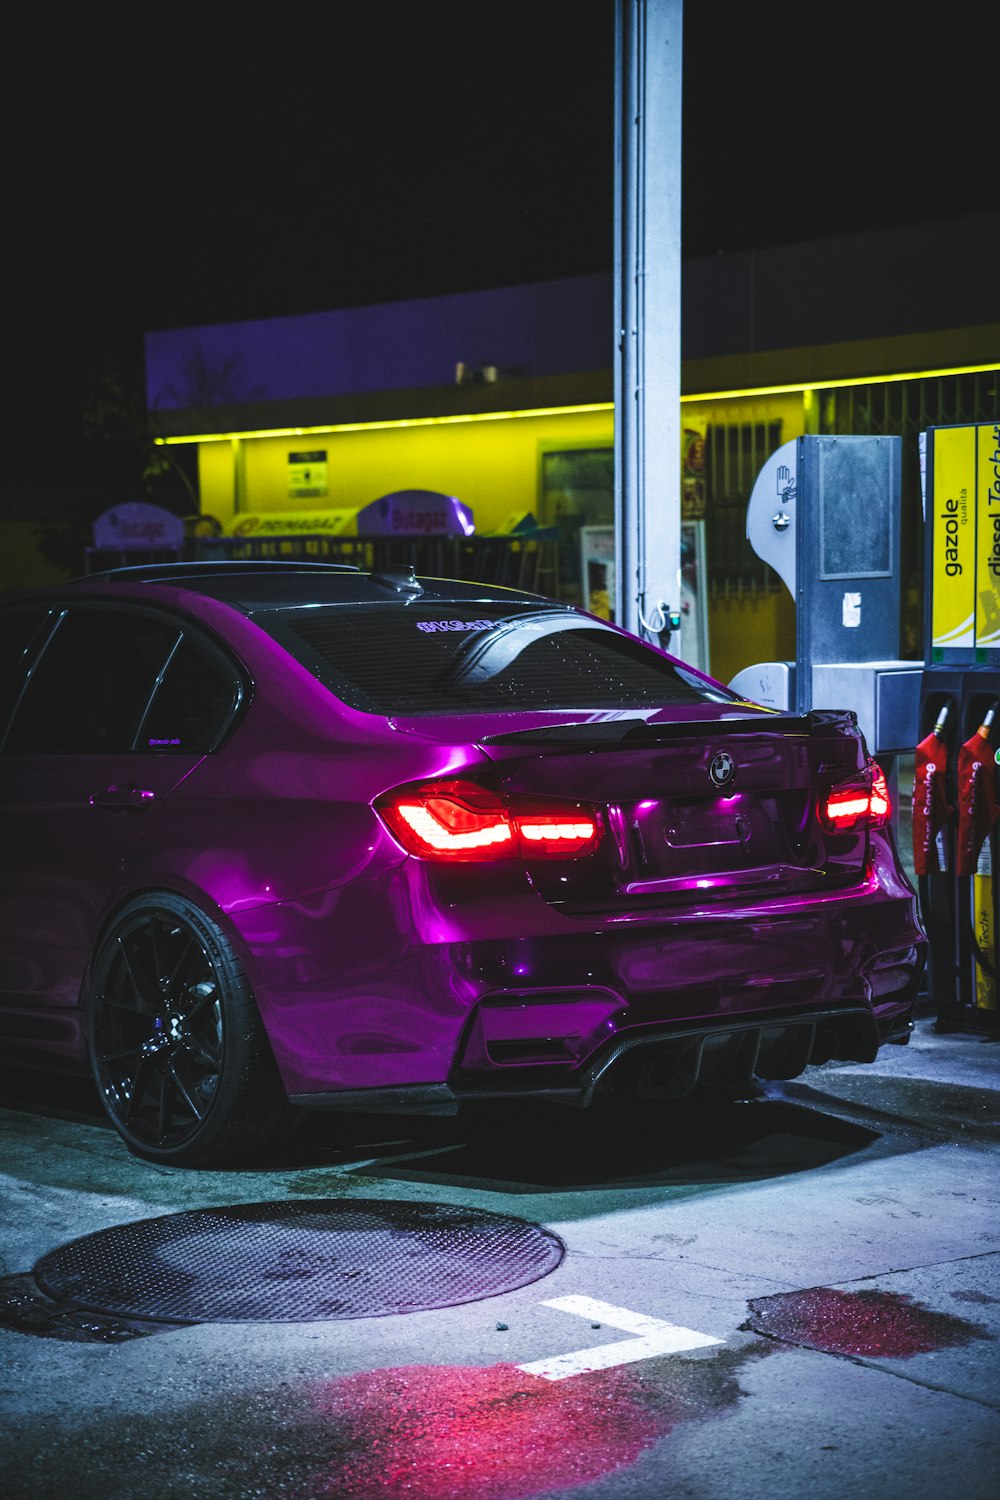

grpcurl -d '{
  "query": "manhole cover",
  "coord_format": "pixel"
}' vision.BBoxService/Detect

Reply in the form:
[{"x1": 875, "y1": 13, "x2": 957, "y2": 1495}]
[{"x1": 32, "y1": 1199, "x2": 565, "y2": 1324}]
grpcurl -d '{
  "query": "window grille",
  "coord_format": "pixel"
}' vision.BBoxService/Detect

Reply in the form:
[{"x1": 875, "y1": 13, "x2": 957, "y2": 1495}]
[{"x1": 704, "y1": 420, "x2": 784, "y2": 594}]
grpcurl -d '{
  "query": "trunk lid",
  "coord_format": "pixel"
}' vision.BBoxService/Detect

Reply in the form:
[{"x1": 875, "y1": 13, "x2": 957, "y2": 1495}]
[{"x1": 471, "y1": 709, "x2": 870, "y2": 912}]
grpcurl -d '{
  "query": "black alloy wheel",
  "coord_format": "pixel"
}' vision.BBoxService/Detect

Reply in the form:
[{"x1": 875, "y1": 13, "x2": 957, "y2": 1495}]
[{"x1": 87, "y1": 893, "x2": 293, "y2": 1166}]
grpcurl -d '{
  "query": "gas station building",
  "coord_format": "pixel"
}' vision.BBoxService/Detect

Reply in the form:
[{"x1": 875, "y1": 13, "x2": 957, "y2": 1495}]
[{"x1": 145, "y1": 210, "x2": 999, "y2": 689}]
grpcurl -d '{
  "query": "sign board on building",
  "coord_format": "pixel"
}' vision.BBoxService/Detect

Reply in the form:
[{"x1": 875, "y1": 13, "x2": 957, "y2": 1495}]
[
  {"x1": 355, "y1": 490, "x2": 475, "y2": 538},
  {"x1": 92, "y1": 503, "x2": 184, "y2": 551},
  {"x1": 225, "y1": 509, "x2": 356, "y2": 537},
  {"x1": 287, "y1": 450, "x2": 328, "y2": 498}
]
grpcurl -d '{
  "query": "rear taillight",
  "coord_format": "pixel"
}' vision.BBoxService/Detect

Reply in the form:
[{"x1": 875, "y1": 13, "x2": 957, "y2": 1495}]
[
  {"x1": 820, "y1": 761, "x2": 891, "y2": 831},
  {"x1": 375, "y1": 777, "x2": 602, "y2": 862}
]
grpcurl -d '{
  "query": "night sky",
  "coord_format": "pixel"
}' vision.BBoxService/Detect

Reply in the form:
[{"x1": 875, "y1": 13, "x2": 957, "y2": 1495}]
[{"x1": 3, "y1": 2, "x2": 994, "y2": 486}]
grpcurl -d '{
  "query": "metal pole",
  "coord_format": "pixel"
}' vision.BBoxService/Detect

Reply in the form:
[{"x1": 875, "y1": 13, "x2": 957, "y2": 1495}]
[{"x1": 613, "y1": 0, "x2": 683, "y2": 650}]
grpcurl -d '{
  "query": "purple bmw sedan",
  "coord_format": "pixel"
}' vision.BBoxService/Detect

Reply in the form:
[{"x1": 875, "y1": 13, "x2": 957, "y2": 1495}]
[{"x1": 0, "y1": 562, "x2": 925, "y2": 1164}]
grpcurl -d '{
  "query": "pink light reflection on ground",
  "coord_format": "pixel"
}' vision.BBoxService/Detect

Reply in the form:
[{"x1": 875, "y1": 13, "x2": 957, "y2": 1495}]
[
  {"x1": 289, "y1": 1291, "x2": 987, "y2": 1497},
  {"x1": 303, "y1": 1360, "x2": 679, "y2": 1499},
  {"x1": 744, "y1": 1287, "x2": 987, "y2": 1358}
]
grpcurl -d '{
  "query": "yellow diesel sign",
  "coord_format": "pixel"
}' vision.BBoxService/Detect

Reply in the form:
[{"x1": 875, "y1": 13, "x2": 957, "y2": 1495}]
[
  {"x1": 932, "y1": 425, "x2": 977, "y2": 650},
  {"x1": 977, "y1": 422, "x2": 1000, "y2": 650}
]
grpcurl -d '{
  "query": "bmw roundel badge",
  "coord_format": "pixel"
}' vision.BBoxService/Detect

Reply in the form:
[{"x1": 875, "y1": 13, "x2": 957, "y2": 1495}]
[{"x1": 709, "y1": 750, "x2": 736, "y2": 789}]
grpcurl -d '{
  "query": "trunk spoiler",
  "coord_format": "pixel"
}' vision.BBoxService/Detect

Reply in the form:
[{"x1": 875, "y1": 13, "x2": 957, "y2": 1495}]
[{"x1": 481, "y1": 708, "x2": 858, "y2": 746}]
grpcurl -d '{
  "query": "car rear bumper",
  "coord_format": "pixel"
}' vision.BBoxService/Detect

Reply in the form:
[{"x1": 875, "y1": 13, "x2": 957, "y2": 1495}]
[
  {"x1": 290, "y1": 1001, "x2": 917, "y2": 1113},
  {"x1": 240, "y1": 858, "x2": 926, "y2": 1103}
]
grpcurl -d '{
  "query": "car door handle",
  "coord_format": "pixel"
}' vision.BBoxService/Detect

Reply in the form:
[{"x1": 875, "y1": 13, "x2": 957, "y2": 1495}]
[{"x1": 89, "y1": 785, "x2": 157, "y2": 810}]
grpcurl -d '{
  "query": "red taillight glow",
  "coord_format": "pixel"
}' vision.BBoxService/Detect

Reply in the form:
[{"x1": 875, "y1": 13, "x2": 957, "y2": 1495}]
[
  {"x1": 869, "y1": 765, "x2": 891, "y2": 821},
  {"x1": 517, "y1": 817, "x2": 597, "y2": 843},
  {"x1": 375, "y1": 778, "x2": 601, "y2": 861},
  {"x1": 391, "y1": 799, "x2": 513, "y2": 854},
  {"x1": 821, "y1": 761, "x2": 892, "y2": 831}
]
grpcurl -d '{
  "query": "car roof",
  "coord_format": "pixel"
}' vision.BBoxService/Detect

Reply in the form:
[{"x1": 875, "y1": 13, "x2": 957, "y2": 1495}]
[{"x1": 24, "y1": 561, "x2": 562, "y2": 616}]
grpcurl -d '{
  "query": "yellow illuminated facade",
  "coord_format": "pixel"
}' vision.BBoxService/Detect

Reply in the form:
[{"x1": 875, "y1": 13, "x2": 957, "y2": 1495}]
[
  {"x1": 153, "y1": 347, "x2": 1000, "y2": 687},
  {"x1": 187, "y1": 405, "x2": 615, "y2": 531}
]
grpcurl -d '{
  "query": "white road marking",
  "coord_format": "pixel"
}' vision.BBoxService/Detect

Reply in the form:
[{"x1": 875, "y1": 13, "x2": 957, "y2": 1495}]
[
  {"x1": 339, "y1": 1145, "x2": 461, "y2": 1172},
  {"x1": 516, "y1": 1294, "x2": 724, "y2": 1381}
]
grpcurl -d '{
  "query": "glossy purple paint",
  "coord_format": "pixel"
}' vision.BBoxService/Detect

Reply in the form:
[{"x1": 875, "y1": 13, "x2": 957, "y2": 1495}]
[{"x1": 0, "y1": 566, "x2": 926, "y2": 1139}]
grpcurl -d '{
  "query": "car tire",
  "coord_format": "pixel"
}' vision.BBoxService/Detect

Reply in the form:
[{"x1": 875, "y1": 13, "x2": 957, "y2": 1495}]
[{"x1": 87, "y1": 892, "x2": 298, "y2": 1167}]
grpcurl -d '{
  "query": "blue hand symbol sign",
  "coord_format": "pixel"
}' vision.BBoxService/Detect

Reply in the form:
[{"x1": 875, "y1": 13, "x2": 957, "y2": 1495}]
[{"x1": 775, "y1": 464, "x2": 796, "y2": 503}]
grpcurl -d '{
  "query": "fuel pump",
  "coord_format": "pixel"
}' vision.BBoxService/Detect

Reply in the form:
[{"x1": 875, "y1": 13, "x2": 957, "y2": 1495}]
[
  {"x1": 730, "y1": 433, "x2": 921, "y2": 836},
  {"x1": 956, "y1": 704, "x2": 998, "y2": 1014},
  {"x1": 912, "y1": 691, "x2": 961, "y2": 1022},
  {"x1": 917, "y1": 420, "x2": 1000, "y2": 1034}
]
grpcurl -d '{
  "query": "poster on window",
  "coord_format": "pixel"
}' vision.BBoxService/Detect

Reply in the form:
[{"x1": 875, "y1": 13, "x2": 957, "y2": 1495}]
[
  {"x1": 680, "y1": 520, "x2": 710, "y2": 676},
  {"x1": 682, "y1": 426, "x2": 707, "y2": 520},
  {"x1": 579, "y1": 523, "x2": 709, "y2": 672},
  {"x1": 580, "y1": 525, "x2": 616, "y2": 620}
]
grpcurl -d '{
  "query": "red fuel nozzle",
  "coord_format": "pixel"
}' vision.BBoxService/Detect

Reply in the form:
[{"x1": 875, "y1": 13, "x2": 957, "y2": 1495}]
[
  {"x1": 956, "y1": 705, "x2": 998, "y2": 878},
  {"x1": 912, "y1": 705, "x2": 953, "y2": 876}
]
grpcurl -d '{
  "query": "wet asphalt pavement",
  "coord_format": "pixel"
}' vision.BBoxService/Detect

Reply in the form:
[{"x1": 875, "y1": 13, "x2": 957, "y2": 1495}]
[{"x1": 1, "y1": 1001, "x2": 998, "y2": 1500}]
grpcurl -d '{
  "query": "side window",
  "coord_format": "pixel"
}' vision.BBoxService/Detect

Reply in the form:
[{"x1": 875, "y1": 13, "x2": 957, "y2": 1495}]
[
  {"x1": 5, "y1": 610, "x2": 180, "y2": 755},
  {"x1": 0, "y1": 609, "x2": 54, "y2": 734},
  {"x1": 139, "y1": 637, "x2": 240, "y2": 753}
]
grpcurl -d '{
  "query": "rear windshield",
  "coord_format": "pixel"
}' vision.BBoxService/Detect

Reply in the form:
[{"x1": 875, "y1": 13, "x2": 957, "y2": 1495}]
[{"x1": 271, "y1": 604, "x2": 738, "y2": 715}]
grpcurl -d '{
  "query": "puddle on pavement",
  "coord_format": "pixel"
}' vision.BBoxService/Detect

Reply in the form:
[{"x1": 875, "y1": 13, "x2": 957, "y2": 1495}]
[
  {"x1": 741, "y1": 1286, "x2": 990, "y2": 1357},
  {"x1": 2, "y1": 1343, "x2": 769, "y2": 1500}
]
